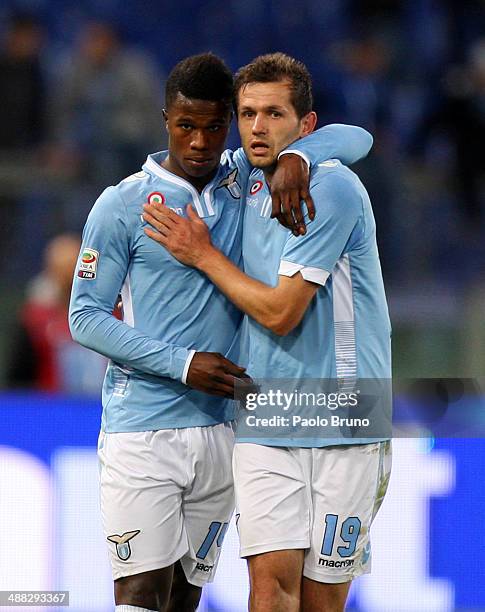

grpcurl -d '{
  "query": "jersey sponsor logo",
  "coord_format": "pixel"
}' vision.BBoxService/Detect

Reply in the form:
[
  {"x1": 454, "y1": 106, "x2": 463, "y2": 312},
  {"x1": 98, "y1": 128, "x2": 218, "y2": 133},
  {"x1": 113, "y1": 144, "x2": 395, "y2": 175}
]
[
  {"x1": 196, "y1": 562, "x2": 213, "y2": 573},
  {"x1": 147, "y1": 191, "x2": 166, "y2": 206},
  {"x1": 318, "y1": 558, "x2": 354, "y2": 568},
  {"x1": 217, "y1": 168, "x2": 241, "y2": 199},
  {"x1": 250, "y1": 180, "x2": 263, "y2": 195},
  {"x1": 107, "y1": 530, "x2": 140, "y2": 561},
  {"x1": 77, "y1": 248, "x2": 99, "y2": 280}
]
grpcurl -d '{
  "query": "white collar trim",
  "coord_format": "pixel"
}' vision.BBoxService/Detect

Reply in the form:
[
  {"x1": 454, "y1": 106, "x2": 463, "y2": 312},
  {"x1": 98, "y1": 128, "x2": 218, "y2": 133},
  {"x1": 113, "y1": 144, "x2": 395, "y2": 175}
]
[{"x1": 145, "y1": 155, "x2": 219, "y2": 217}]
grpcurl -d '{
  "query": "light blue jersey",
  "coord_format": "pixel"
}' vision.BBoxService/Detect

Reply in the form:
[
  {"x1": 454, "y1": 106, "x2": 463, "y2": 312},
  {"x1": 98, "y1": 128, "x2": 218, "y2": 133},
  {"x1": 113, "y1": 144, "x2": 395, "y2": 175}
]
[
  {"x1": 69, "y1": 126, "x2": 373, "y2": 433},
  {"x1": 240, "y1": 160, "x2": 391, "y2": 447}
]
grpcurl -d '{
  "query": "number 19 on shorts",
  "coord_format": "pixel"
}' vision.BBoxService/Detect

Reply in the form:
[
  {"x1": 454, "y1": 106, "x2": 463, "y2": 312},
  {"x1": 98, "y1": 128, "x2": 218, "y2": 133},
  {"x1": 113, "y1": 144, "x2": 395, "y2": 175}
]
[{"x1": 321, "y1": 514, "x2": 361, "y2": 558}]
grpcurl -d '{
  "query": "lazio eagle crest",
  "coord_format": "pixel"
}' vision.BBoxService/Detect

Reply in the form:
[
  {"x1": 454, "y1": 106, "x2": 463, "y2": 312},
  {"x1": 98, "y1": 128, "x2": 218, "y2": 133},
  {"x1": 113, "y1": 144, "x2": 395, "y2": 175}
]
[
  {"x1": 217, "y1": 168, "x2": 241, "y2": 199},
  {"x1": 107, "y1": 530, "x2": 140, "y2": 561}
]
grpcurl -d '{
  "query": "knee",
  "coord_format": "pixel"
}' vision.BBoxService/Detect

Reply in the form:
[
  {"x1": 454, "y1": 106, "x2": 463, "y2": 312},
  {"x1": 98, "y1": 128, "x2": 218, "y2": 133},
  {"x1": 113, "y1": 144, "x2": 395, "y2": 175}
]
[
  {"x1": 250, "y1": 573, "x2": 300, "y2": 611},
  {"x1": 254, "y1": 572, "x2": 296, "y2": 595},
  {"x1": 115, "y1": 569, "x2": 172, "y2": 611},
  {"x1": 248, "y1": 551, "x2": 303, "y2": 611},
  {"x1": 167, "y1": 587, "x2": 201, "y2": 612},
  {"x1": 166, "y1": 561, "x2": 202, "y2": 612}
]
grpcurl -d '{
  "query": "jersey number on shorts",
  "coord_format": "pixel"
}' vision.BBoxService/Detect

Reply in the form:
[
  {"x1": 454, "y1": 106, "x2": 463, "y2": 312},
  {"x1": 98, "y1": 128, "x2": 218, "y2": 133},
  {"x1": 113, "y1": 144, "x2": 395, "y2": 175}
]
[
  {"x1": 321, "y1": 514, "x2": 361, "y2": 558},
  {"x1": 196, "y1": 521, "x2": 229, "y2": 560}
]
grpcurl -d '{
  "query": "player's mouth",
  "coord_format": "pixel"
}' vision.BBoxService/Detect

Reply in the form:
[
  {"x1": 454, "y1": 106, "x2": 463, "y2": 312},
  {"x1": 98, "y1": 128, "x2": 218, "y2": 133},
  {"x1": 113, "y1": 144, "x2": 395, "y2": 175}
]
[
  {"x1": 185, "y1": 157, "x2": 213, "y2": 167},
  {"x1": 250, "y1": 141, "x2": 270, "y2": 156}
]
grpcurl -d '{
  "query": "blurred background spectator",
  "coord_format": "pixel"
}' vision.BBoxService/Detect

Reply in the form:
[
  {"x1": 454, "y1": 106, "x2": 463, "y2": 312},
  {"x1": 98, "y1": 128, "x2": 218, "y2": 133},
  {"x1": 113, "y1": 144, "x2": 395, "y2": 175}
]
[
  {"x1": 0, "y1": 11, "x2": 47, "y2": 298},
  {"x1": 48, "y1": 20, "x2": 164, "y2": 189},
  {"x1": 0, "y1": 12, "x2": 45, "y2": 151},
  {"x1": 0, "y1": 0, "x2": 483, "y2": 391},
  {"x1": 416, "y1": 38, "x2": 485, "y2": 228},
  {"x1": 6, "y1": 233, "x2": 107, "y2": 394}
]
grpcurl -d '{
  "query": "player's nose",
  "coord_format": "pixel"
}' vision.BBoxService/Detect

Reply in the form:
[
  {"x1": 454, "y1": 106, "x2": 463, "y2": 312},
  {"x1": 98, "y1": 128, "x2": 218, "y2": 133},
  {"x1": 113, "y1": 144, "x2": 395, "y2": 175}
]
[
  {"x1": 190, "y1": 129, "x2": 209, "y2": 150},
  {"x1": 251, "y1": 114, "x2": 267, "y2": 135}
]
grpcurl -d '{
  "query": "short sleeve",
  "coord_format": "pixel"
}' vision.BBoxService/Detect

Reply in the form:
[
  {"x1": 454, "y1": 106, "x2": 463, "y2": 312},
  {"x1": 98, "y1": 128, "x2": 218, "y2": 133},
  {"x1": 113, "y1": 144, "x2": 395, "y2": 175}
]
[{"x1": 279, "y1": 170, "x2": 363, "y2": 285}]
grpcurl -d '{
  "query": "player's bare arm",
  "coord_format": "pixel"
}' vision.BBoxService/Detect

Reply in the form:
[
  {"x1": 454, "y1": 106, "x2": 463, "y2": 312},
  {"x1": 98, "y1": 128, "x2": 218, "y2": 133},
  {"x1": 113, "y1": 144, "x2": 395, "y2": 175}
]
[{"x1": 143, "y1": 203, "x2": 318, "y2": 336}]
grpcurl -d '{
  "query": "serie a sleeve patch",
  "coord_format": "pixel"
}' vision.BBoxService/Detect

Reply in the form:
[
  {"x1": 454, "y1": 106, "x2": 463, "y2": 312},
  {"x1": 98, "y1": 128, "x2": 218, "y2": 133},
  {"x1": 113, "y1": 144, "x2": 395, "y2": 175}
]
[{"x1": 77, "y1": 248, "x2": 99, "y2": 280}]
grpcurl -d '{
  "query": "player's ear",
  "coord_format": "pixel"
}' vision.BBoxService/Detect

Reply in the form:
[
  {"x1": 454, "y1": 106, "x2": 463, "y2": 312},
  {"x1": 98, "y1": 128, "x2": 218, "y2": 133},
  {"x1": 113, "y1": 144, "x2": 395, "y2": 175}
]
[
  {"x1": 300, "y1": 111, "x2": 317, "y2": 136},
  {"x1": 162, "y1": 108, "x2": 169, "y2": 128}
]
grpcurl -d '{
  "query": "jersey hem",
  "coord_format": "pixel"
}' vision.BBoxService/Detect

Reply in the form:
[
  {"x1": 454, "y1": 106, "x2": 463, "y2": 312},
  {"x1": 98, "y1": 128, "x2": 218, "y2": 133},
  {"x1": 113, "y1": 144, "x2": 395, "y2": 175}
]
[
  {"x1": 103, "y1": 415, "x2": 236, "y2": 433},
  {"x1": 234, "y1": 437, "x2": 390, "y2": 448}
]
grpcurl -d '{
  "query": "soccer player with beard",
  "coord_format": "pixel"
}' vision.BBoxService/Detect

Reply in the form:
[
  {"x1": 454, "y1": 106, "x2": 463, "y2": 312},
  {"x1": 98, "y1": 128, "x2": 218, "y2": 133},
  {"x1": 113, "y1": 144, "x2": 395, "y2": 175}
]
[{"x1": 143, "y1": 52, "x2": 391, "y2": 612}]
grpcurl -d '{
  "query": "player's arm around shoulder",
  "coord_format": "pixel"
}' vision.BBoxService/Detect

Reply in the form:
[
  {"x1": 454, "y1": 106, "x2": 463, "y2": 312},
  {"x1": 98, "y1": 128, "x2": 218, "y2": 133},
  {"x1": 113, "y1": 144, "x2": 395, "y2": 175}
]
[
  {"x1": 140, "y1": 166, "x2": 363, "y2": 338},
  {"x1": 141, "y1": 202, "x2": 315, "y2": 336}
]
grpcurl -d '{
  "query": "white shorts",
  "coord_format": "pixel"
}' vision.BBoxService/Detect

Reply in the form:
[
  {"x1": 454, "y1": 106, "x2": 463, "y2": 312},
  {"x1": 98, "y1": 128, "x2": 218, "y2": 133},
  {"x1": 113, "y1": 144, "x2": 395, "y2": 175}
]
[
  {"x1": 98, "y1": 422, "x2": 235, "y2": 586},
  {"x1": 233, "y1": 441, "x2": 391, "y2": 584}
]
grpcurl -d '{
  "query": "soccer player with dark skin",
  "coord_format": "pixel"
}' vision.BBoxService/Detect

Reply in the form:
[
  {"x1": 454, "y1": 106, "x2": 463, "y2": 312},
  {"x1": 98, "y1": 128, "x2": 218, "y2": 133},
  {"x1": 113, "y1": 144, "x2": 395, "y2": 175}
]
[{"x1": 112, "y1": 56, "x2": 317, "y2": 612}]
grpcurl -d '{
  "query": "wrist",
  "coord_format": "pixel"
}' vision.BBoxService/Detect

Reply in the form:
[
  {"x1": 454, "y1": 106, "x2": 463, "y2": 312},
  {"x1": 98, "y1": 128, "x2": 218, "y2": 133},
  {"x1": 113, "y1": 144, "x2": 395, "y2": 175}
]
[
  {"x1": 278, "y1": 149, "x2": 310, "y2": 168},
  {"x1": 196, "y1": 244, "x2": 219, "y2": 273}
]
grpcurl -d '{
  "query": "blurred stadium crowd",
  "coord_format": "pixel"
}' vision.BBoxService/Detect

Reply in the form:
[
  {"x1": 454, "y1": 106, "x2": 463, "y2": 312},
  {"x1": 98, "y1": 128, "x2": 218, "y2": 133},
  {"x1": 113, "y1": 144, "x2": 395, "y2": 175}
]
[{"x1": 0, "y1": 0, "x2": 484, "y2": 393}]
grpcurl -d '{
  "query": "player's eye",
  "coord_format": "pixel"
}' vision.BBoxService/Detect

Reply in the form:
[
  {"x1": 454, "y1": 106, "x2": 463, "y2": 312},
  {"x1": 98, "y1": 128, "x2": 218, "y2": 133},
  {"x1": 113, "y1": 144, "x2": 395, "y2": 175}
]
[
  {"x1": 179, "y1": 123, "x2": 193, "y2": 131},
  {"x1": 270, "y1": 111, "x2": 282, "y2": 118},
  {"x1": 241, "y1": 111, "x2": 254, "y2": 118},
  {"x1": 208, "y1": 125, "x2": 222, "y2": 132}
]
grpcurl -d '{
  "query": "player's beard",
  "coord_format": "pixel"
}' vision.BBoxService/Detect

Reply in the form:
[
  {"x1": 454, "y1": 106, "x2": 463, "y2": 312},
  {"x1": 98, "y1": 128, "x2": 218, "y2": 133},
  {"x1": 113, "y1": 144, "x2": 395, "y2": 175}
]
[{"x1": 245, "y1": 150, "x2": 278, "y2": 171}]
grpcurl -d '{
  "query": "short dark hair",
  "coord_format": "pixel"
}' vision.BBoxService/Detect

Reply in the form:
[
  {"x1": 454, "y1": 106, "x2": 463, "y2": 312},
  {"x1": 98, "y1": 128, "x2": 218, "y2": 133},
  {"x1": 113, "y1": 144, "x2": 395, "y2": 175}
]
[
  {"x1": 234, "y1": 52, "x2": 313, "y2": 118},
  {"x1": 165, "y1": 52, "x2": 234, "y2": 108}
]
